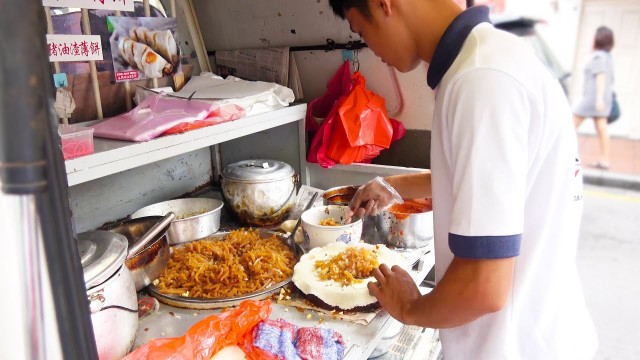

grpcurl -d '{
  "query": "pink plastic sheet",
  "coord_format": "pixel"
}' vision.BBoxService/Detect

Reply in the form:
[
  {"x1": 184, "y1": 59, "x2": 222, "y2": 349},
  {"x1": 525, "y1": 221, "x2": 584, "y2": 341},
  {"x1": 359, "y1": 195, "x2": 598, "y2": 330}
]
[{"x1": 91, "y1": 94, "x2": 245, "y2": 142}]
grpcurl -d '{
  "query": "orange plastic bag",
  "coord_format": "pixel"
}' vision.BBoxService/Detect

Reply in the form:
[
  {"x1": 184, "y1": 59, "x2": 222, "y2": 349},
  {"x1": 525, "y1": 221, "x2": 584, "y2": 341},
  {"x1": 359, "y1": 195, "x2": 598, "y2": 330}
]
[
  {"x1": 308, "y1": 69, "x2": 406, "y2": 168},
  {"x1": 123, "y1": 300, "x2": 272, "y2": 360},
  {"x1": 326, "y1": 72, "x2": 395, "y2": 164}
]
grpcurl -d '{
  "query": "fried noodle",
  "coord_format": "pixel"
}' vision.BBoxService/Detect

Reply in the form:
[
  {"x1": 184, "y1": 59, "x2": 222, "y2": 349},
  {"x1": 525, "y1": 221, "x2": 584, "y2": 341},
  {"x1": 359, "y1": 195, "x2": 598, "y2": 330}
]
[
  {"x1": 315, "y1": 246, "x2": 379, "y2": 286},
  {"x1": 155, "y1": 229, "x2": 296, "y2": 299}
]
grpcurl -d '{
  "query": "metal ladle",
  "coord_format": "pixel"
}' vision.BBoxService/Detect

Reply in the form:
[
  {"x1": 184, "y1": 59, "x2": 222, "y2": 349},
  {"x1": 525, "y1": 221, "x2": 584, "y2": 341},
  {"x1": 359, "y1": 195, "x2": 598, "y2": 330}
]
[{"x1": 126, "y1": 211, "x2": 175, "y2": 259}]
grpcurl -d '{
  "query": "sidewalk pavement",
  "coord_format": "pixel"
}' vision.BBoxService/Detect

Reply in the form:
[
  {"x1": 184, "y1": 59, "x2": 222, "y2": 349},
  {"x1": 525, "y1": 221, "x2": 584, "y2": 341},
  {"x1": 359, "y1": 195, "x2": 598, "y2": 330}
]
[{"x1": 578, "y1": 135, "x2": 640, "y2": 191}]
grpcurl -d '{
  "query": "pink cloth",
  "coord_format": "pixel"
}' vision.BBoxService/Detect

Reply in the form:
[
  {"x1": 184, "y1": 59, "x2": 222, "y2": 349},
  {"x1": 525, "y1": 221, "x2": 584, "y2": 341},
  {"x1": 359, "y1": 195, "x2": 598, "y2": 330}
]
[{"x1": 91, "y1": 95, "x2": 244, "y2": 142}]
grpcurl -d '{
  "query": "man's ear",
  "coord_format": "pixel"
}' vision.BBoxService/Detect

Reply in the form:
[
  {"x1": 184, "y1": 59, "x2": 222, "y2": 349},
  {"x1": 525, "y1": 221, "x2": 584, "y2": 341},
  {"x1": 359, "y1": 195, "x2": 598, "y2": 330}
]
[{"x1": 372, "y1": 0, "x2": 393, "y2": 17}]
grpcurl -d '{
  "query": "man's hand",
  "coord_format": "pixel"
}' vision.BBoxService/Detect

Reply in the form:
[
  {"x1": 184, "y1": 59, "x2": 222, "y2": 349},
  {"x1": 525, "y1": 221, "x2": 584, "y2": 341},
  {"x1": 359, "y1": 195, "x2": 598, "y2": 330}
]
[
  {"x1": 348, "y1": 177, "x2": 403, "y2": 220},
  {"x1": 367, "y1": 264, "x2": 421, "y2": 323}
]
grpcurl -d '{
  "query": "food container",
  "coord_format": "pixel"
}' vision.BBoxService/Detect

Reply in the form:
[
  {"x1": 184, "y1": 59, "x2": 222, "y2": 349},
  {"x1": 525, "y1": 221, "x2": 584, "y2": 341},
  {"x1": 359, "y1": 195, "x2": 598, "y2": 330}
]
[
  {"x1": 377, "y1": 199, "x2": 433, "y2": 248},
  {"x1": 221, "y1": 159, "x2": 297, "y2": 226},
  {"x1": 103, "y1": 216, "x2": 171, "y2": 291},
  {"x1": 131, "y1": 198, "x2": 223, "y2": 245},
  {"x1": 58, "y1": 124, "x2": 94, "y2": 160},
  {"x1": 77, "y1": 230, "x2": 138, "y2": 360},
  {"x1": 322, "y1": 185, "x2": 380, "y2": 244},
  {"x1": 300, "y1": 205, "x2": 363, "y2": 249}
]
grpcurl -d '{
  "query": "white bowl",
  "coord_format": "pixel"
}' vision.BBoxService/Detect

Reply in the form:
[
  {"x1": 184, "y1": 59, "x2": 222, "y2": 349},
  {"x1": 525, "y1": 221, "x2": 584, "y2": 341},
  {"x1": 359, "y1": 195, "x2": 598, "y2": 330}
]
[{"x1": 300, "y1": 205, "x2": 363, "y2": 249}]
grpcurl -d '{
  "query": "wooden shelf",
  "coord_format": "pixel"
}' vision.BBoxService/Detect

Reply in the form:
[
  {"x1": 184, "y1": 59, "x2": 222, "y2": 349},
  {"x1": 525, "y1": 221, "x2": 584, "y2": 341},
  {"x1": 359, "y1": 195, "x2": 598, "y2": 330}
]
[{"x1": 65, "y1": 104, "x2": 307, "y2": 186}]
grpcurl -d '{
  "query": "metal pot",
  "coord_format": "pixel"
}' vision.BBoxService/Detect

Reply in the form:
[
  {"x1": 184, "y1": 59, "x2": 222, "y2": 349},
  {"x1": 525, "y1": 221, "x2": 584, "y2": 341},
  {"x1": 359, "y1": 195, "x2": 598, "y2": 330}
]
[
  {"x1": 78, "y1": 231, "x2": 138, "y2": 360},
  {"x1": 376, "y1": 199, "x2": 434, "y2": 249},
  {"x1": 104, "y1": 216, "x2": 171, "y2": 291},
  {"x1": 131, "y1": 198, "x2": 223, "y2": 245},
  {"x1": 221, "y1": 159, "x2": 297, "y2": 226}
]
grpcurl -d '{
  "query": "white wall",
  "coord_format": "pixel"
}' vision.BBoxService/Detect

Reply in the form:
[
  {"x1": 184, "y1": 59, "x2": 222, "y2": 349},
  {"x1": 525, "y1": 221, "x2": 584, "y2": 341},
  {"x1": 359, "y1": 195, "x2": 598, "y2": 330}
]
[{"x1": 193, "y1": 0, "x2": 436, "y2": 131}]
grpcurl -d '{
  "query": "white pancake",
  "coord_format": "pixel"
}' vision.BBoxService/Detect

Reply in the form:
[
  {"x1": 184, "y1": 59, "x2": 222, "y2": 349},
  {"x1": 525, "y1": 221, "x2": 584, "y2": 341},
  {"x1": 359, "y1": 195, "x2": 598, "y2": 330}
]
[{"x1": 292, "y1": 242, "x2": 406, "y2": 310}]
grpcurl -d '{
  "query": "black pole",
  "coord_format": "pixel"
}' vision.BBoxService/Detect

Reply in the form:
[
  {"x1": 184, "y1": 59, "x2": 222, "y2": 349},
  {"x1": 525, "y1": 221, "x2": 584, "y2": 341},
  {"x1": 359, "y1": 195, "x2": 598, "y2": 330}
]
[
  {"x1": 0, "y1": 0, "x2": 98, "y2": 359},
  {"x1": 467, "y1": 0, "x2": 475, "y2": 8}
]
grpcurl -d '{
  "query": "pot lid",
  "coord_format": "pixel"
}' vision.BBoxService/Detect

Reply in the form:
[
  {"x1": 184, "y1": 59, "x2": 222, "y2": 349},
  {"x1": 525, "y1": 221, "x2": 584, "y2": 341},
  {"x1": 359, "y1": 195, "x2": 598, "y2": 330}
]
[
  {"x1": 222, "y1": 159, "x2": 294, "y2": 182},
  {"x1": 77, "y1": 230, "x2": 128, "y2": 289}
]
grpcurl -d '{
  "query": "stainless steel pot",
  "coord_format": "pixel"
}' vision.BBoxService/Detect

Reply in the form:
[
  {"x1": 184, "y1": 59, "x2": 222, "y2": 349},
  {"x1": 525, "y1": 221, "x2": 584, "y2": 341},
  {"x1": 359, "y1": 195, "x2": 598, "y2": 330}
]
[
  {"x1": 78, "y1": 231, "x2": 139, "y2": 360},
  {"x1": 221, "y1": 159, "x2": 297, "y2": 226},
  {"x1": 104, "y1": 216, "x2": 171, "y2": 291},
  {"x1": 131, "y1": 198, "x2": 223, "y2": 245},
  {"x1": 376, "y1": 199, "x2": 434, "y2": 248}
]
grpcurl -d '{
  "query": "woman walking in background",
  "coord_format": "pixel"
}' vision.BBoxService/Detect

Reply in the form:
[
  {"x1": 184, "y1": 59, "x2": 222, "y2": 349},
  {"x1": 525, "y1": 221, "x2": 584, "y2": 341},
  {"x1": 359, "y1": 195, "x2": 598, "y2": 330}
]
[{"x1": 574, "y1": 26, "x2": 615, "y2": 170}]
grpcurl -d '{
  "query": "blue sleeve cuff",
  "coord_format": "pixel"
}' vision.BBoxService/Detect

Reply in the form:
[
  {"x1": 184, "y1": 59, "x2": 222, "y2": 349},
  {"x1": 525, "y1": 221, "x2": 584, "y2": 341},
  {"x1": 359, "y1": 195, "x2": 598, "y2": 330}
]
[{"x1": 449, "y1": 233, "x2": 521, "y2": 259}]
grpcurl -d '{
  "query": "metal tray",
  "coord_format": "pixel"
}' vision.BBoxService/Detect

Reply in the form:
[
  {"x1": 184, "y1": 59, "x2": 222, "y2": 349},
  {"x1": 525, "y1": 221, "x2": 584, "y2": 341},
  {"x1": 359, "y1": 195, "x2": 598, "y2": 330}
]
[{"x1": 146, "y1": 229, "x2": 302, "y2": 309}]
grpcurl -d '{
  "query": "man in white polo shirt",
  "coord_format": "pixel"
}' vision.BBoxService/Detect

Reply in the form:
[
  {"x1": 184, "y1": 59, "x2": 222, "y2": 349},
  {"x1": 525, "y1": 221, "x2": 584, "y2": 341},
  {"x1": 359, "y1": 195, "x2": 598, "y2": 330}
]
[{"x1": 329, "y1": 0, "x2": 598, "y2": 358}]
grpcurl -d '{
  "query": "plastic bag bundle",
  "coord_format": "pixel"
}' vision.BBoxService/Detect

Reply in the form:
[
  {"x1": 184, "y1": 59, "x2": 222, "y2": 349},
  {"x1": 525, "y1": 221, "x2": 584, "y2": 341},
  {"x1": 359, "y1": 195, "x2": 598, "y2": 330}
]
[{"x1": 307, "y1": 62, "x2": 405, "y2": 168}]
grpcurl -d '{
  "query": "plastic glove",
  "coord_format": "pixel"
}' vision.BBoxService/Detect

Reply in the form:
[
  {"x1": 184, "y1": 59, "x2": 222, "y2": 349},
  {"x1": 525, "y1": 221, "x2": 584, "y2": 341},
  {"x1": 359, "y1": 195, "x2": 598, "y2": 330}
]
[{"x1": 349, "y1": 176, "x2": 403, "y2": 219}]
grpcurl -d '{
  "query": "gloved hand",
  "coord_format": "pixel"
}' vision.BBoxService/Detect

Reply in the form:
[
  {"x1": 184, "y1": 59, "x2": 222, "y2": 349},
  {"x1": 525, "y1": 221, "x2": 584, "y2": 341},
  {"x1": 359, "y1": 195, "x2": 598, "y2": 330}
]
[{"x1": 348, "y1": 176, "x2": 403, "y2": 220}]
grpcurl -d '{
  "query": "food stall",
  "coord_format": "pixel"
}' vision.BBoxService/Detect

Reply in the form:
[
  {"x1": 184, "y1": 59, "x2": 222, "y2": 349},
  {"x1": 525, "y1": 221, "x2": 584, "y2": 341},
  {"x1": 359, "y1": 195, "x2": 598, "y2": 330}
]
[{"x1": 0, "y1": 1, "x2": 445, "y2": 359}]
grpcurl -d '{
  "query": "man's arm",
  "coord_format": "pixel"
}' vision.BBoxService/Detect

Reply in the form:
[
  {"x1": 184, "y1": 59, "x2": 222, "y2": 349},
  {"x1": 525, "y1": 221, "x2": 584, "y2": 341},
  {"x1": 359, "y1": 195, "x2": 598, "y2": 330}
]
[
  {"x1": 368, "y1": 256, "x2": 515, "y2": 329},
  {"x1": 385, "y1": 171, "x2": 432, "y2": 199}
]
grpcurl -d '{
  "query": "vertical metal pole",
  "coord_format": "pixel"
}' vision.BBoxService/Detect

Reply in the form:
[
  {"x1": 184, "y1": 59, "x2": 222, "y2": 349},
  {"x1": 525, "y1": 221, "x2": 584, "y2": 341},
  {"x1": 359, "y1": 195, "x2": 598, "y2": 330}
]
[
  {"x1": 0, "y1": 0, "x2": 98, "y2": 358},
  {"x1": 81, "y1": 8, "x2": 103, "y2": 119}
]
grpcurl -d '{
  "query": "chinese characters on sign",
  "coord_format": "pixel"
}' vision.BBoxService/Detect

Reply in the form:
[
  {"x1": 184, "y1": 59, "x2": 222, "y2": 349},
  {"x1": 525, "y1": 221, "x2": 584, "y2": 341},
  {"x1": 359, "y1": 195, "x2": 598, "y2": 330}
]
[
  {"x1": 47, "y1": 35, "x2": 103, "y2": 62},
  {"x1": 42, "y1": 0, "x2": 134, "y2": 12}
]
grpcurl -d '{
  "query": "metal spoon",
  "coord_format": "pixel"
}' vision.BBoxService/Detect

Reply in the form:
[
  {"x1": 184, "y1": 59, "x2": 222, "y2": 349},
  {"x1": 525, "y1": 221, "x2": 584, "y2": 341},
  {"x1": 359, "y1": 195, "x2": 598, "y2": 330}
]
[{"x1": 126, "y1": 211, "x2": 175, "y2": 259}]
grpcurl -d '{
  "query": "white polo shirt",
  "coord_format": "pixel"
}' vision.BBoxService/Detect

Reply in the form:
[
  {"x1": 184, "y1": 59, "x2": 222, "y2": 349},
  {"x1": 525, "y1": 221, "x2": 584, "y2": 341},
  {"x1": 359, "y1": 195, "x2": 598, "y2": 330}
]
[{"x1": 428, "y1": 7, "x2": 597, "y2": 359}]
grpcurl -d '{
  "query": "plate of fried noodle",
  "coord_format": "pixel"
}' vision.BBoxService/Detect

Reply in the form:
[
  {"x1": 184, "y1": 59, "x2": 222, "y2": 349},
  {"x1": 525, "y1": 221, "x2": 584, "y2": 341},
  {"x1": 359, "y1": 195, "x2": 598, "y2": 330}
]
[{"x1": 147, "y1": 228, "x2": 300, "y2": 309}]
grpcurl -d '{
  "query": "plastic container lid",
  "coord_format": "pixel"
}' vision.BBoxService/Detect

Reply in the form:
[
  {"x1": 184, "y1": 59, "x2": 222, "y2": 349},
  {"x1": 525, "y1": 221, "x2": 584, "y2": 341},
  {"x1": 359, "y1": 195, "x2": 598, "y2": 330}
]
[
  {"x1": 222, "y1": 159, "x2": 294, "y2": 183},
  {"x1": 77, "y1": 230, "x2": 128, "y2": 289}
]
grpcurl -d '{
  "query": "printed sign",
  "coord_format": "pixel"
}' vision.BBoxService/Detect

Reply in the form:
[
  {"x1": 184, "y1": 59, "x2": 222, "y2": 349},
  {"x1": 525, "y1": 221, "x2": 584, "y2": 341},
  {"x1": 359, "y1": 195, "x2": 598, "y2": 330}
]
[
  {"x1": 46, "y1": 34, "x2": 103, "y2": 62},
  {"x1": 42, "y1": 0, "x2": 134, "y2": 12},
  {"x1": 108, "y1": 16, "x2": 181, "y2": 82}
]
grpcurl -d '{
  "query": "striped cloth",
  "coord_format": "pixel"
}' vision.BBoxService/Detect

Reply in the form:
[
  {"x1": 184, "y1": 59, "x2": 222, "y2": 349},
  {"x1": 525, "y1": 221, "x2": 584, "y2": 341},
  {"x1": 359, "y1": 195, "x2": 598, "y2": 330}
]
[{"x1": 253, "y1": 319, "x2": 345, "y2": 360}]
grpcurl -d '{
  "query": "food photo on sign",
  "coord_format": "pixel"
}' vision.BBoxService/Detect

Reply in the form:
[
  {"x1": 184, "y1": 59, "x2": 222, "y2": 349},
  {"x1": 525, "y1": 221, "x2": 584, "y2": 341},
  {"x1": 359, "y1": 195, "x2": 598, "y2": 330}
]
[{"x1": 107, "y1": 16, "x2": 181, "y2": 82}]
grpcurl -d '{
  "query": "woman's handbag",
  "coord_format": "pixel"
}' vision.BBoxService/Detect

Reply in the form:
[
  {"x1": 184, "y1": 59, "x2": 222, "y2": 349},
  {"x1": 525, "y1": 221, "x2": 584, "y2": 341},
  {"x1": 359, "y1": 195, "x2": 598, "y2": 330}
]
[{"x1": 608, "y1": 92, "x2": 620, "y2": 124}]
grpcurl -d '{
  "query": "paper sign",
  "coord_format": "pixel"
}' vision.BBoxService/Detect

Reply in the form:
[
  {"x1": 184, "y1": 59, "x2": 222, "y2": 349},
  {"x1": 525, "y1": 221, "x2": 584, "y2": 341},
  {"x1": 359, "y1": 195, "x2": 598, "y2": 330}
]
[
  {"x1": 47, "y1": 34, "x2": 103, "y2": 62},
  {"x1": 108, "y1": 16, "x2": 181, "y2": 82},
  {"x1": 42, "y1": 0, "x2": 134, "y2": 12}
]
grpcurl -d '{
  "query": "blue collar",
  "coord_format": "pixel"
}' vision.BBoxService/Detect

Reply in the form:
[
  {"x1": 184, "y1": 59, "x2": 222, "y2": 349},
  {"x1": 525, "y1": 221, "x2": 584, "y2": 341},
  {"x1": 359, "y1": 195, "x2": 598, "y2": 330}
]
[{"x1": 426, "y1": 6, "x2": 491, "y2": 89}]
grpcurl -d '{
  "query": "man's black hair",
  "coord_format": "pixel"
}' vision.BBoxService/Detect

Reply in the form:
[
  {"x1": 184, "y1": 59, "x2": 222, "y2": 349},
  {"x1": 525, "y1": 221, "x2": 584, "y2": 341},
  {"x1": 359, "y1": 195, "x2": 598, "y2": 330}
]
[{"x1": 328, "y1": 0, "x2": 372, "y2": 20}]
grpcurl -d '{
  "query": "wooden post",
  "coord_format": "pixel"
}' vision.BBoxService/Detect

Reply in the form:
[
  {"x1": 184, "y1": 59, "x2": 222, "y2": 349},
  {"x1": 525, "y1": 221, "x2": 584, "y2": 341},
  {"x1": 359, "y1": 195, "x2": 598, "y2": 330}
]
[
  {"x1": 81, "y1": 9, "x2": 103, "y2": 119},
  {"x1": 183, "y1": 0, "x2": 213, "y2": 73},
  {"x1": 143, "y1": 0, "x2": 159, "y2": 89},
  {"x1": 169, "y1": 0, "x2": 185, "y2": 91},
  {"x1": 114, "y1": 10, "x2": 132, "y2": 111},
  {"x1": 44, "y1": 6, "x2": 68, "y2": 124}
]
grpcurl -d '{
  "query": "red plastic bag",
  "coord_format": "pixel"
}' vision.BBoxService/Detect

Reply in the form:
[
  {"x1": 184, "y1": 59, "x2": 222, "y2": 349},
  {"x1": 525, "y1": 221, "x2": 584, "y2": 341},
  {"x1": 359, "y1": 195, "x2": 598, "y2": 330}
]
[
  {"x1": 123, "y1": 300, "x2": 272, "y2": 360},
  {"x1": 308, "y1": 70, "x2": 405, "y2": 167},
  {"x1": 305, "y1": 61, "x2": 353, "y2": 137}
]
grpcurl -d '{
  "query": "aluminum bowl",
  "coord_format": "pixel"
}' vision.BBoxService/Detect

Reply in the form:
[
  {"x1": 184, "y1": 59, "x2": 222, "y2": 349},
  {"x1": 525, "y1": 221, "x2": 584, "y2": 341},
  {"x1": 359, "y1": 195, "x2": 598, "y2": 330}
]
[
  {"x1": 131, "y1": 198, "x2": 223, "y2": 245},
  {"x1": 103, "y1": 216, "x2": 170, "y2": 291},
  {"x1": 376, "y1": 199, "x2": 433, "y2": 249}
]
